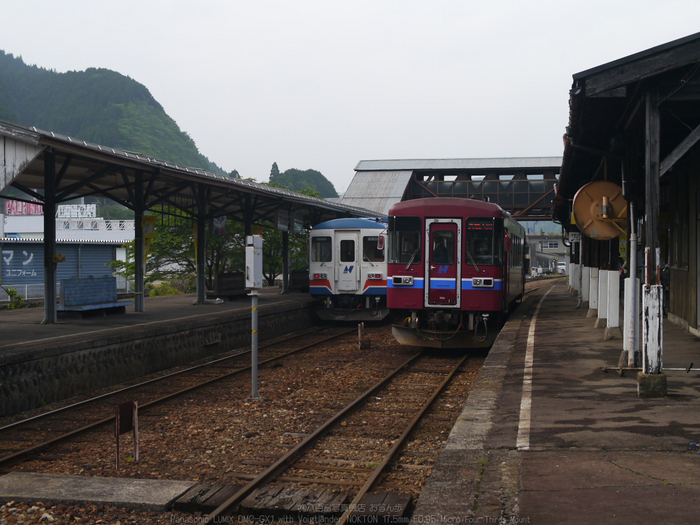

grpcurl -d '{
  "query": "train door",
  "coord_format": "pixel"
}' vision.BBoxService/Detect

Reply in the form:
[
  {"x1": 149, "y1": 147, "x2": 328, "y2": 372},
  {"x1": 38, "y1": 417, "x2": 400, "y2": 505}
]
[
  {"x1": 425, "y1": 220, "x2": 461, "y2": 307},
  {"x1": 336, "y1": 232, "x2": 360, "y2": 292}
]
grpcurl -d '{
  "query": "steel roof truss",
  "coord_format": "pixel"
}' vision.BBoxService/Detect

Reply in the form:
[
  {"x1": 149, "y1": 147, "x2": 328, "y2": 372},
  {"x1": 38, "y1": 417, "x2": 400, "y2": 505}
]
[
  {"x1": 155, "y1": 194, "x2": 198, "y2": 218},
  {"x1": 147, "y1": 181, "x2": 196, "y2": 210},
  {"x1": 54, "y1": 154, "x2": 73, "y2": 188},
  {"x1": 120, "y1": 169, "x2": 136, "y2": 204},
  {"x1": 81, "y1": 181, "x2": 132, "y2": 209},
  {"x1": 56, "y1": 164, "x2": 118, "y2": 202},
  {"x1": 9, "y1": 182, "x2": 44, "y2": 203},
  {"x1": 250, "y1": 200, "x2": 284, "y2": 223}
]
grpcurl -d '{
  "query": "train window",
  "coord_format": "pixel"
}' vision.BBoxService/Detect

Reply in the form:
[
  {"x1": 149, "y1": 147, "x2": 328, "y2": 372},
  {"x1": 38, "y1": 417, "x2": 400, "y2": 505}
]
[
  {"x1": 432, "y1": 230, "x2": 454, "y2": 264},
  {"x1": 311, "y1": 236, "x2": 332, "y2": 262},
  {"x1": 363, "y1": 236, "x2": 384, "y2": 262},
  {"x1": 388, "y1": 216, "x2": 422, "y2": 265},
  {"x1": 340, "y1": 240, "x2": 355, "y2": 262},
  {"x1": 465, "y1": 218, "x2": 502, "y2": 265}
]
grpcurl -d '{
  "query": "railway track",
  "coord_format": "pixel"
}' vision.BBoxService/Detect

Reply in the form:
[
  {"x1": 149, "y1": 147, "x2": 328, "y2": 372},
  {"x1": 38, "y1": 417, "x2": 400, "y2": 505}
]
[
  {"x1": 0, "y1": 326, "x2": 356, "y2": 469},
  {"x1": 202, "y1": 351, "x2": 472, "y2": 524}
]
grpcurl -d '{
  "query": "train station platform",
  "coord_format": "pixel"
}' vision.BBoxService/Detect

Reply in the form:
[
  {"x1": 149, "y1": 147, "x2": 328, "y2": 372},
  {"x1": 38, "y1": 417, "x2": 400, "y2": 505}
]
[
  {"x1": 412, "y1": 279, "x2": 700, "y2": 525},
  {"x1": 0, "y1": 287, "x2": 318, "y2": 417},
  {"x1": 0, "y1": 286, "x2": 312, "y2": 352}
]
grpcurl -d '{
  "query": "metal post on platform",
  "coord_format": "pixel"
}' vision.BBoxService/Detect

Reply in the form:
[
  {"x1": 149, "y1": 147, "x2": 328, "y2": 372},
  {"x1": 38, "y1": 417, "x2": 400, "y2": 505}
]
[
  {"x1": 281, "y1": 230, "x2": 289, "y2": 295},
  {"x1": 587, "y1": 267, "x2": 599, "y2": 318},
  {"x1": 626, "y1": 201, "x2": 639, "y2": 368},
  {"x1": 639, "y1": 247, "x2": 666, "y2": 397},
  {"x1": 43, "y1": 148, "x2": 57, "y2": 324},
  {"x1": 195, "y1": 184, "x2": 207, "y2": 305},
  {"x1": 642, "y1": 247, "x2": 664, "y2": 374},
  {"x1": 605, "y1": 269, "x2": 622, "y2": 340},
  {"x1": 133, "y1": 173, "x2": 145, "y2": 313},
  {"x1": 595, "y1": 270, "x2": 608, "y2": 328},
  {"x1": 196, "y1": 217, "x2": 206, "y2": 305},
  {"x1": 246, "y1": 235, "x2": 263, "y2": 400},
  {"x1": 250, "y1": 290, "x2": 259, "y2": 399}
]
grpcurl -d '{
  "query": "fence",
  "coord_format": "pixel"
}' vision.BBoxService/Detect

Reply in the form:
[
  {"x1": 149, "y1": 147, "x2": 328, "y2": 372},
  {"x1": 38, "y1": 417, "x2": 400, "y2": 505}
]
[
  {"x1": 1, "y1": 277, "x2": 130, "y2": 303},
  {"x1": 0, "y1": 283, "x2": 53, "y2": 302},
  {"x1": 57, "y1": 219, "x2": 134, "y2": 232}
]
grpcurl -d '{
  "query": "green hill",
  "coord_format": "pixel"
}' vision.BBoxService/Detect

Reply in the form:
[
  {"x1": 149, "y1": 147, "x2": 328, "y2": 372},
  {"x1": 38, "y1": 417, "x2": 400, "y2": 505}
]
[
  {"x1": 269, "y1": 163, "x2": 338, "y2": 198},
  {"x1": 0, "y1": 50, "x2": 228, "y2": 175}
]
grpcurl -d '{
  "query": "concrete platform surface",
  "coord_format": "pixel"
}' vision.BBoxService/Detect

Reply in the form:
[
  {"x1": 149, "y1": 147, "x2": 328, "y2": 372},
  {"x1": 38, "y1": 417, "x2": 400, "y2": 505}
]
[
  {"x1": 0, "y1": 286, "x2": 311, "y2": 353},
  {"x1": 412, "y1": 279, "x2": 700, "y2": 524},
  {"x1": 0, "y1": 472, "x2": 195, "y2": 510}
]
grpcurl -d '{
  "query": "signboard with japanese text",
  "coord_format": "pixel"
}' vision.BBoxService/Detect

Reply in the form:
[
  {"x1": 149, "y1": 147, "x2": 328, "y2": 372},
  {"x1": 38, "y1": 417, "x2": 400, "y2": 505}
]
[
  {"x1": 57, "y1": 204, "x2": 97, "y2": 219},
  {"x1": 0, "y1": 242, "x2": 114, "y2": 286}
]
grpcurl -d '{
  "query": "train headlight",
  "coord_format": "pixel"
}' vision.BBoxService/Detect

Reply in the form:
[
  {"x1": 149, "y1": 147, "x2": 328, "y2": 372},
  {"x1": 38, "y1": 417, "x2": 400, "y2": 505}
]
[
  {"x1": 368, "y1": 273, "x2": 382, "y2": 280},
  {"x1": 312, "y1": 273, "x2": 327, "y2": 280},
  {"x1": 392, "y1": 276, "x2": 413, "y2": 286}
]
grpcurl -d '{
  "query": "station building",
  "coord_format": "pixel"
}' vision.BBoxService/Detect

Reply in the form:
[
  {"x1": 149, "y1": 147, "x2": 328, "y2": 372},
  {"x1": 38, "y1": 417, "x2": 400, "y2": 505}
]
[
  {"x1": 1, "y1": 201, "x2": 134, "y2": 301},
  {"x1": 554, "y1": 31, "x2": 700, "y2": 338}
]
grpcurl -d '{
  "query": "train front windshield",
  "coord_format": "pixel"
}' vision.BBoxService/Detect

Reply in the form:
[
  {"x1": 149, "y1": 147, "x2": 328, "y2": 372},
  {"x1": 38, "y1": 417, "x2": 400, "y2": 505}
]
[
  {"x1": 363, "y1": 236, "x2": 384, "y2": 262},
  {"x1": 465, "y1": 218, "x2": 503, "y2": 265},
  {"x1": 388, "y1": 216, "x2": 421, "y2": 265},
  {"x1": 311, "y1": 236, "x2": 332, "y2": 262}
]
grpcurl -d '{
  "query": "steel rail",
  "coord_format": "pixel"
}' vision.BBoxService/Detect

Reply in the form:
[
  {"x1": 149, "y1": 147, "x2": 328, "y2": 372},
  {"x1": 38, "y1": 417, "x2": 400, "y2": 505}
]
[
  {"x1": 0, "y1": 327, "x2": 355, "y2": 469},
  {"x1": 202, "y1": 350, "x2": 425, "y2": 524},
  {"x1": 337, "y1": 353, "x2": 470, "y2": 525}
]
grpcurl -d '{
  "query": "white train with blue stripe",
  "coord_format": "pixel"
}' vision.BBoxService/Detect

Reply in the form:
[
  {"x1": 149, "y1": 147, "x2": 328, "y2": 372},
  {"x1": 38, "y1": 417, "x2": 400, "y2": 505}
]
[{"x1": 308, "y1": 217, "x2": 389, "y2": 321}]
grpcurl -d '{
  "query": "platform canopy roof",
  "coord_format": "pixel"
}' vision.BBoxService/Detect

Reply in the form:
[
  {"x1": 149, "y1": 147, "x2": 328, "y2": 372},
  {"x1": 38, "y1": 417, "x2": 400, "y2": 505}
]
[
  {"x1": 354, "y1": 157, "x2": 563, "y2": 172},
  {"x1": 0, "y1": 120, "x2": 380, "y2": 227},
  {"x1": 555, "y1": 31, "x2": 700, "y2": 226}
]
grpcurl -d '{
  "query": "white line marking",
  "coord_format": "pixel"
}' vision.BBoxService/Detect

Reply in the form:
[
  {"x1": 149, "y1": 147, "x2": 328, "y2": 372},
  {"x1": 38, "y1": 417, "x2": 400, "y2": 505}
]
[{"x1": 517, "y1": 286, "x2": 554, "y2": 451}]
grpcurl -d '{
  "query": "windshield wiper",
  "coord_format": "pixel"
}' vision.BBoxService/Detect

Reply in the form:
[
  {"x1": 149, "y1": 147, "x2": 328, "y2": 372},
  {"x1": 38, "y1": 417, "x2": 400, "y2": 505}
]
[
  {"x1": 465, "y1": 248, "x2": 480, "y2": 272},
  {"x1": 404, "y1": 248, "x2": 420, "y2": 270}
]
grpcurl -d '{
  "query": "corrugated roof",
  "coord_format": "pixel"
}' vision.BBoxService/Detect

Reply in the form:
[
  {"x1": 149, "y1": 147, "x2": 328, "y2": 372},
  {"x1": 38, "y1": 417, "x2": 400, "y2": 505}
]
[
  {"x1": 0, "y1": 237, "x2": 125, "y2": 245},
  {"x1": 0, "y1": 120, "x2": 381, "y2": 223},
  {"x1": 354, "y1": 157, "x2": 562, "y2": 172},
  {"x1": 556, "y1": 32, "x2": 700, "y2": 224},
  {"x1": 340, "y1": 171, "x2": 412, "y2": 215},
  {"x1": 573, "y1": 31, "x2": 700, "y2": 81}
]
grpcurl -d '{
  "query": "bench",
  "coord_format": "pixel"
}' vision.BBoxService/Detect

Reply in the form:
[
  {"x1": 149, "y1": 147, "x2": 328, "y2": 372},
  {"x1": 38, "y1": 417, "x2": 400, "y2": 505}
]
[
  {"x1": 206, "y1": 271, "x2": 247, "y2": 301},
  {"x1": 59, "y1": 276, "x2": 133, "y2": 316}
]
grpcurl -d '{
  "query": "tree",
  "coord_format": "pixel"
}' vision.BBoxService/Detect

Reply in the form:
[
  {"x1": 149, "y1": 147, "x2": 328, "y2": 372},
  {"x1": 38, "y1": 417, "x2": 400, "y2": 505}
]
[
  {"x1": 111, "y1": 208, "x2": 247, "y2": 290},
  {"x1": 269, "y1": 162, "x2": 280, "y2": 182},
  {"x1": 0, "y1": 50, "x2": 227, "y2": 175},
  {"x1": 271, "y1": 167, "x2": 338, "y2": 198},
  {"x1": 256, "y1": 185, "x2": 315, "y2": 285},
  {"x1": 259, "y1": 224, "x2": 309, "y2": 286}
]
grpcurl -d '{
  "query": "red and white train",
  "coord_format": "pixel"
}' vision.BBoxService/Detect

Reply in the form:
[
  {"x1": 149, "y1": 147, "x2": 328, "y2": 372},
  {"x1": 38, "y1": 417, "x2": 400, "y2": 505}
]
[{"x1": 387, "y1": 197, "x2": 526, "y2": 348}]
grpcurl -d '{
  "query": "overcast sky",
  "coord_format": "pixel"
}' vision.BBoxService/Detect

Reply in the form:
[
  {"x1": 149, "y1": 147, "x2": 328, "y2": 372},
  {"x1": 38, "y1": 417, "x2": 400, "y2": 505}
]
[{"x1": 2, "y1": 1, "x2": 700, "y2": 194}]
